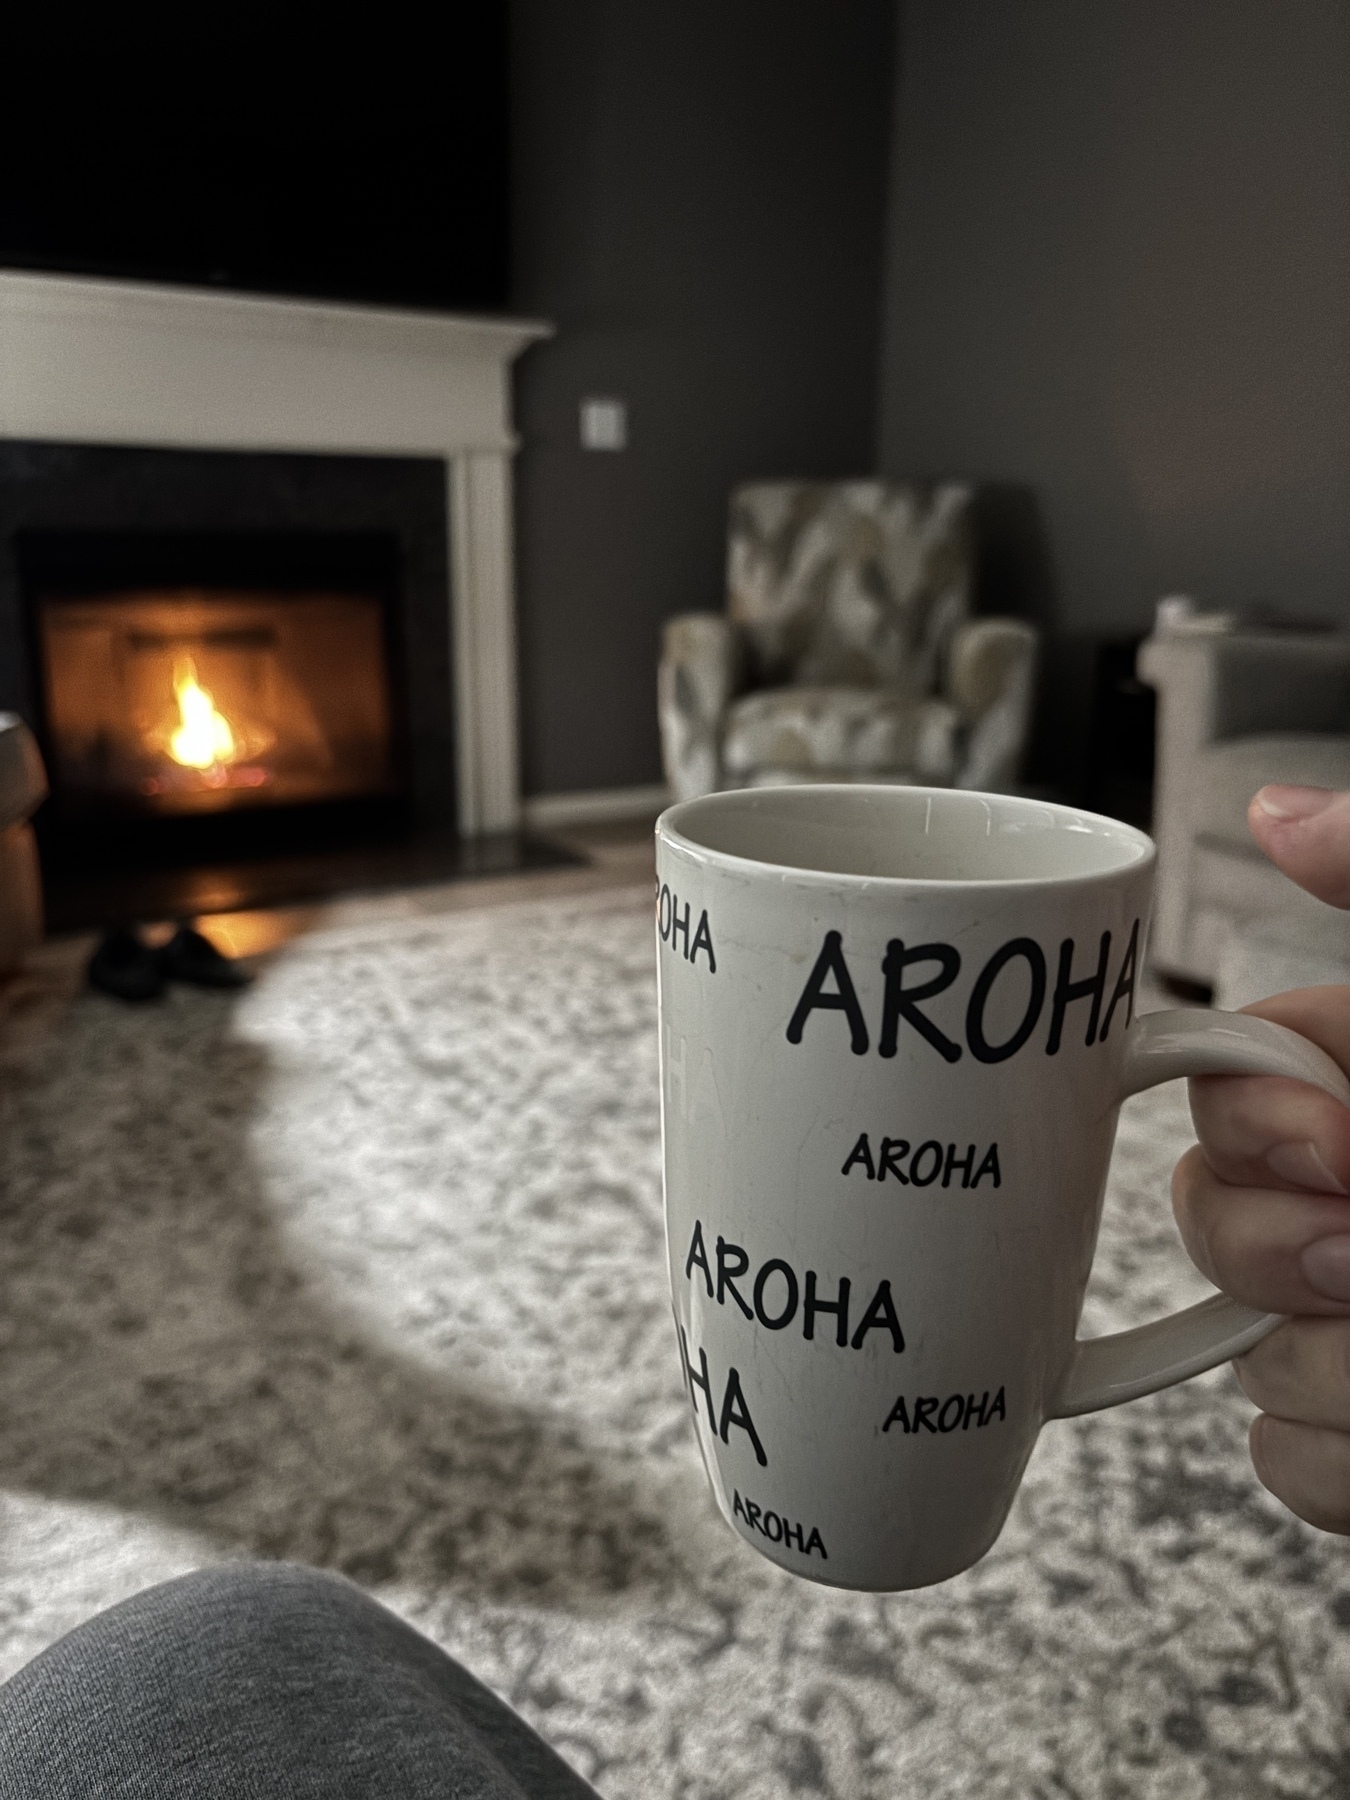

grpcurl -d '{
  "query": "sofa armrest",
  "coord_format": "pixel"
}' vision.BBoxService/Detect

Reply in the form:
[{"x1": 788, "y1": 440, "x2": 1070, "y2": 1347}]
[
  {"x1": 0, "y1": 715, "x2": 46, "y2": 833},
  {"x1": 0, "y1": 719, "x2": 46, "y2": 972},
  {"x1": 0, "y1": 824, "x2": 42, "y2": 972},
  {"x1": 1139, "y1": 624, "x2": 1350, "y2": 747},
  {"x1": 944, "y1": 619, "x2": 1037, "y2": 792},
  {"x1": 1138, "y1": 623, "x2": 1350, "y2": 976},
  {"x1": 658, "y1": 614, "x2": 745, "y2": 802}
]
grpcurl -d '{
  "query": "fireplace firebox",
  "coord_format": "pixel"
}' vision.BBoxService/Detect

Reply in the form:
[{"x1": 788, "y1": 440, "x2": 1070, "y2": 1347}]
[
  {"x1": 17, "y1": 526, "x2": 429, "y2": 920},
  {"x1": 38, "y1": 589, "x2": 399, "y2": 819}
]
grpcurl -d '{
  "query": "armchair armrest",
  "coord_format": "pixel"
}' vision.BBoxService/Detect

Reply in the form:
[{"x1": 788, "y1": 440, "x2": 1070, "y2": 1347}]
[
  {"x1": 658, "y1": 614, "x2": 745, "y2": 802},
  {"x1": 944, "y1": 619, "x2": 1037, "y2": 793}
]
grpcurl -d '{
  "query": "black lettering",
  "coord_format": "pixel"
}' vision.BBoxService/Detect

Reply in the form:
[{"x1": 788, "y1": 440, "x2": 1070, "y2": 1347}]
[
  {"x1": 1098, "y1": 918, "x2": 1140, "y2": 1041},
  {"x1": 909, "y1": 1141, "x2": 942, "y2": 1187},
  {"x1": 803, "y1": 1270, "x2": 851, "y2": 1346},
  {"x1": 938, "y1": 1394, "x2": 964, "y2": 1432},
  {"x1": 912, "y1": 1396, "x2": 939, "y2": 1433},
  {"x1": 733, "y1": 1489, "x2": 748, "y2": 1522},
  {"x1": 678, "y1": 1327, "x2": 716, "y2": 1430},
  {"x1": 805, "y1": 1527, "x2": 828, "y2": 1558},
  {"x1": 690, "y1": 909, "x2": 717, "y2": 971},
  {"x1": 841, "y1": 1132, "x2": 876, "y2": 1179},
  {"x1": 962, "y1": 1391, "x2": 988, "y2": 1429},
  {"x1": 971, "y1": 1144, "x2": 1002, "y2": 1189},
  {"x1": 658, "y1": 884, "x2": 672, "y2": 940},
  {"x1": 785, "y1": 930, "x2": 869, "y2": 1055},
  {"x1": 685, "y1": 1220, "x2": 713, "y2": 1296},
  {"x1": 882, "y1": 1395, "x2": 912, "y2": 1434},
  {"x1": 987, "y1": 1386, "x2": 1007, "y2": 1424},
  {"x1": 716, "y1": 1237, "x2": 754, "y2": 1319},
  {"x1": 753, "y1": 1259, "x2": 799, "y2": 1330},
  {"x1": 878, "y1": 941, "x2": 963, "y2": 1063},
  {"x1": 670, "y1": 896, "x2": 690, "y2": 958},
  {"x1": 943, "y1": 1143, "x2": 976, "y2": 1189},
  {"x1": 719, "y1": 1367, "x2": 768, "y2": 1465},
  {"x1": 1046, "y1": 932, "x2": 1111, "y2": 1054},
  {"x1": 878, "y1": 1137, "x2": 910, "y2": 1183},
  {"x1": 745, "y1": 1500, "x2": 762, "y2": 1529},
  {"x1": 966, "y1": 938, "x2": 1047, "y2": 1063},
  {"x1": 783, "y1": 1518, "x2": 805, "y2": 1552},
  {"x1": 763, "y1": 1510, "x2": 783, "y2": 1542},
  {"x1": 850, "y1": 1279, "x2": 905, "y2": 1353}
]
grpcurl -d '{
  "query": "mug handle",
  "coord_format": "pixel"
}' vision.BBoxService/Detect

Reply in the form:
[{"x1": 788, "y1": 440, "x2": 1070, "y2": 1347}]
[{"x1": 1051, "y1": 1008, "x2": 1350, "y2": 1419}]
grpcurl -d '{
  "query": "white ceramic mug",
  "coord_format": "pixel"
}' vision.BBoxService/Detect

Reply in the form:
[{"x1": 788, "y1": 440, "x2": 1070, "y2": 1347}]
[{"x1": 655, "y1": 785, "x2": 1350, "y2": 1593}]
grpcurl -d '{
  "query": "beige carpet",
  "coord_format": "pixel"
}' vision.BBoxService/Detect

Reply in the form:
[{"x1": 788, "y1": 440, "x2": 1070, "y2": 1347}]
[{"x1": 0, "y1": 887, "x2": 1345, "y2": 1799}]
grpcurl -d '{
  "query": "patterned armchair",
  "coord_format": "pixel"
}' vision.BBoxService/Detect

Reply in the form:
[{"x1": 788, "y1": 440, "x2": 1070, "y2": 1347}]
[{"x1": 658, "y1": 482, "x2": 1038, "y2": 802}]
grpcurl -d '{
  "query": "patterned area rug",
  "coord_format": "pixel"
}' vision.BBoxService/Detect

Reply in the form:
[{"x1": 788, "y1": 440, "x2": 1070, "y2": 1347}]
[{"x1": 0, "y1": 888, "x2": 1346, "y2": 1798}]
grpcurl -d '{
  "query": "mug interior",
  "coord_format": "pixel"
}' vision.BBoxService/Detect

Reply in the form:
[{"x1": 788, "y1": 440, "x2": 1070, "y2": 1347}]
[{"x1": 660, "y1": 785, "x2": 1152, "y2": 885}]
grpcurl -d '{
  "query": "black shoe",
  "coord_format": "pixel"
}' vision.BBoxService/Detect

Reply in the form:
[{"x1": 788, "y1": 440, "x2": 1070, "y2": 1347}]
[
  {"x1": 88, "y1": 930, "x2": 166, "y2": 1002},
  {"x1": 159, "y1": 925, "x2": 252, "y2": 989}
]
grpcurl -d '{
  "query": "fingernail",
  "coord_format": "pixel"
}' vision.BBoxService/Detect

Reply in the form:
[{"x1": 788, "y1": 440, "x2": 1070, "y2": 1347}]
[
  {"x1": 1301, "y1": 1234, "x2": 1350, "y2": 1302},
  {"x1": 1266, "y1": 1140, "x2": 1350, "y2": 1194},
  {"x1": 1254, "y1": 784, "x2": 1335, "y2": 822}
]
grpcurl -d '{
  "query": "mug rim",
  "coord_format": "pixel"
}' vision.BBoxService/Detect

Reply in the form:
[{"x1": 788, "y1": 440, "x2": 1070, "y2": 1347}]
[{"x1": 657, "y1": 783, "x2": 1156, "y2": 892}]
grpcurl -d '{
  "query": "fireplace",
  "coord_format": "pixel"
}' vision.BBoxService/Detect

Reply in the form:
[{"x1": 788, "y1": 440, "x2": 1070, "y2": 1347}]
[
  {"x1": 0, "y1": 274, "x2": 561, "y2": 929},
  {"x1": 0, "y1": 273, "x2": 553, "y2": 840}
]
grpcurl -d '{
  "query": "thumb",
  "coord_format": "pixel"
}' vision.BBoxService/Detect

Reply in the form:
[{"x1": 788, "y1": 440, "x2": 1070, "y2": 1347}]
[{"x1": 1249, "y1": 786, "x2": 1350, "y2": 907}]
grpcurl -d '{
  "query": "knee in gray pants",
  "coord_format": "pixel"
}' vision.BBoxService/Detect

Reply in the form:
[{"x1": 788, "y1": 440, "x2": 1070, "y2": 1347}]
[{"x1": 0, "y1": 1561, "x2": 598, "y2": 1799}]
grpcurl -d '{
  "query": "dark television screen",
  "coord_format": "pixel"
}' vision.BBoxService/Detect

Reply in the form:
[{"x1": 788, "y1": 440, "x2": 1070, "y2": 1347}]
[{"x1": 0, "y1": 10, "x2": 509, "y2": 314}]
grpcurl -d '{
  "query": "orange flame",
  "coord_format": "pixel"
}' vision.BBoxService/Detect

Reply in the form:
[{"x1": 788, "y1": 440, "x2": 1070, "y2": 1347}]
[{"x1": 168, "y1": 657, "x2": 237, "y2": 770}]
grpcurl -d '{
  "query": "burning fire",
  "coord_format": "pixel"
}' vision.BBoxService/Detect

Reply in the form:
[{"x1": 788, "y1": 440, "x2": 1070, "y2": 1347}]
[
  {"x1": 135, "y1": 646, "x2": 277, "y2": 796},
  {"x1": 168, "y1": 657, "x2": 237, "y2": 770}
]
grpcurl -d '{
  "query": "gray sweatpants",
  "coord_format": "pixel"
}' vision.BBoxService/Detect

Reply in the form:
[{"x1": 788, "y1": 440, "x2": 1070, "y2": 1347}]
[{"x1": 0, "y1": 1563, "x2": 600, "y2": 1798}]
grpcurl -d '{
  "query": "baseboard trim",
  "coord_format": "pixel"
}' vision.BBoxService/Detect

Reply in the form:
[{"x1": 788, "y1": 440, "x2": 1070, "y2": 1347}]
[{"x1": 522, "y1": 784, "x2": 671, "y2": 830}]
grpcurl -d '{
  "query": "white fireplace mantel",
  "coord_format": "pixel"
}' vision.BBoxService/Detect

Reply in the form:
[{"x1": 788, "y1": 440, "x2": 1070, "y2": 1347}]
[{"x1": 0, "y1": 270, "x2": 552, "y2": 834}]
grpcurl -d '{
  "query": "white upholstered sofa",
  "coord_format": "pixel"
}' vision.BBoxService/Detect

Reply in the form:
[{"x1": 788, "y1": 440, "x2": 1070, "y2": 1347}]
[
  {"x1": 657, "y1": 482, "x2": 1037, "y2": 802},
  {"x1": 0, "y1": 715, "x2": 45, "y2": 973},
  {"x1": 1138, "y1": 605, "x2": 1350, "y2": 1002}
]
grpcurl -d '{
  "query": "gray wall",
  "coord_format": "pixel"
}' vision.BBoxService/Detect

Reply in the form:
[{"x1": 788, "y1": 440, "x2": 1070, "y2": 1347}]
[
  {"x1": 880, "y1": 0, "x2": 1350, "y2": 652},
  {"x1": 510, "y1": 1, "x2": 895, "y2": 797}
]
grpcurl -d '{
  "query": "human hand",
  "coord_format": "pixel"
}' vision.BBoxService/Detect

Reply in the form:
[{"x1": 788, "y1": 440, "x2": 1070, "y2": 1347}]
[{"x1": 1173, "y1": 784, "x2": 1350, "y2": 1531}]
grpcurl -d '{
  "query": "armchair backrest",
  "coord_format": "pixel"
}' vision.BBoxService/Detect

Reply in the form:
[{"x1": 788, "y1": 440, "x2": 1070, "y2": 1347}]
[{"x1": 727, "y1": 481, "x2": 972, "y2": 696}]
